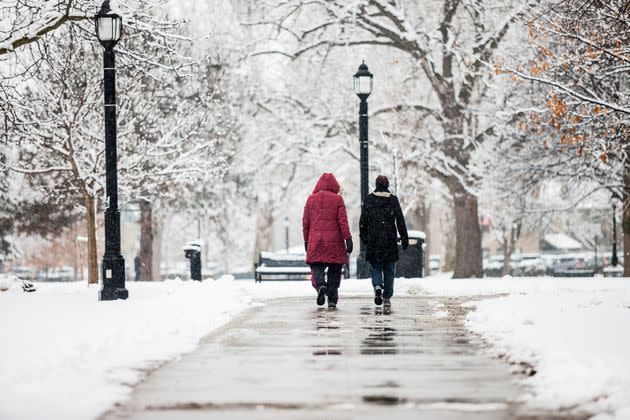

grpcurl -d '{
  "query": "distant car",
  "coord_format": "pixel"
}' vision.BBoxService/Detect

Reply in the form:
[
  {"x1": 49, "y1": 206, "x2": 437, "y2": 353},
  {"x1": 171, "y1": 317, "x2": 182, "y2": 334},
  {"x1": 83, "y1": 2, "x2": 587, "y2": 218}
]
[
  {"x1": 37, "y1": 266, "x2": 75, "y2": 282},
  {"x1": 512, "y1": 254, "x2": 546, "y2": 277},
  {"x1": 483, "y1": 254, "x2": 544, "y2": 277},
  {"x1": 483, "y1": 255, "x2": 505, "y2": 277},
  {"x1": 542, "y1": 254, "x2": 588, "y2": 275},
  {"x1": 8, "y1": 266, "x2": 37, "y2": 281}
]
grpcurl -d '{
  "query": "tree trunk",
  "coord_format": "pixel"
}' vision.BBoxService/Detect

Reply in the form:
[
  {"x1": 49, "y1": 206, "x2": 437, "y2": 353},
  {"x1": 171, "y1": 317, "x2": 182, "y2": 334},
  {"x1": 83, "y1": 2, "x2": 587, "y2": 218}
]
[
  {"x1": 85, "y1": 196, "x2": 98, "y2": 284},
  {"x1": 439, "y1": 105, "x2": 482, "y2": 278},
  {"x1": 440, "y1": 204, "x2": 456, "y2": 273},
  {"x1": 501, "y1": 224, "x2": 517, "y2": 277},
  {"x1": 152, "y1": 214, "x2": 163, "y2": 281},
  {"x1": 139, "y1": 200, "x2": 153, "y2": 281},
  {"x1": 501, "y1": 232, "x2": 511, "y2": 277},
  {"x1": 449, "y1": 182, "x2": 483, "y2": 278},
  {"x1": 623, "y1": 158, "x2": 630, "y2": 276},
  {"x1": 252, "y1": 207, "x2": 274, "y2": 267}
]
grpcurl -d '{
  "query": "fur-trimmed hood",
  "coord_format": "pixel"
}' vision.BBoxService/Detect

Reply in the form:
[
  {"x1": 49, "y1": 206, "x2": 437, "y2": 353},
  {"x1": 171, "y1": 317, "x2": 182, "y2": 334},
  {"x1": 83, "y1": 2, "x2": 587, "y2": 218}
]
[{"x1": 313, "y1": 173, "x2": 340, "y2": 194}]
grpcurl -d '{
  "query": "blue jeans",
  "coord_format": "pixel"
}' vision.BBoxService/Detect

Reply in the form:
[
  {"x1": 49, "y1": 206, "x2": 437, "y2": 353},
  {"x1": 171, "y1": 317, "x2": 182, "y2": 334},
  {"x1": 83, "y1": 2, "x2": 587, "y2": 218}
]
[{"x1": 370, "y1": 262, "x2": 395, "y2": 299}]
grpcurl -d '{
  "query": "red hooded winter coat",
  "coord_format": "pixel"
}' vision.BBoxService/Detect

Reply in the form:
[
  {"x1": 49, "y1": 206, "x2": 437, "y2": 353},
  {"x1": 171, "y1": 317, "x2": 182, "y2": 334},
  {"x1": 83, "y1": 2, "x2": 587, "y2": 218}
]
[{"x1": 302, "y1": 173, "x2": 352, "y2": 264}]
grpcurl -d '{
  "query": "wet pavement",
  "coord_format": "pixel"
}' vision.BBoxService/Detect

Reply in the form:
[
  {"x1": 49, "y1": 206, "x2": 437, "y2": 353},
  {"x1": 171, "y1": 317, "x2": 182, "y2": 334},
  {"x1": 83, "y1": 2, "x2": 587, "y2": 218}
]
[{"x1": 103, "y1": 296, "x2": 558, "y2": 419}]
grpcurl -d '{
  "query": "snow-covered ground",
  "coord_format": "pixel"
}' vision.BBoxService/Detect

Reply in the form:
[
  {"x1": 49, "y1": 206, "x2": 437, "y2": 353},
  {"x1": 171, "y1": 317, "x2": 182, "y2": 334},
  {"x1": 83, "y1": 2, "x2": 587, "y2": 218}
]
[
  {"x1": 1, "y1": 275, "x2": 629, "y2": 419},
  {"x1": 413, "y1": 276, "x2": 630, "y2": 419},
  {"x1": 0, "y1": 277, "x2": 252, "y2": 420}
]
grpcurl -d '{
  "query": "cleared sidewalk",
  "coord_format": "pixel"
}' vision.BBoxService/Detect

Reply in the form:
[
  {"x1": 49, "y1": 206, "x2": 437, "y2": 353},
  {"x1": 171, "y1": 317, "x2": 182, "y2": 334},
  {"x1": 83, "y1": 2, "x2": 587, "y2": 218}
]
[{"x1": 104, "y1": 295, "x2": 544, "y2": 419}]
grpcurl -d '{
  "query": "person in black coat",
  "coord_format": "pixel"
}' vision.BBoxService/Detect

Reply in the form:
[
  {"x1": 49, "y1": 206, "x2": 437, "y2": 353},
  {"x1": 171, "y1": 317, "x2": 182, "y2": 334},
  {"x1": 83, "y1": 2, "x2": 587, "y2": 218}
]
[{"x1": 359, "y1": 175, "x2": 409, "y2": 307}]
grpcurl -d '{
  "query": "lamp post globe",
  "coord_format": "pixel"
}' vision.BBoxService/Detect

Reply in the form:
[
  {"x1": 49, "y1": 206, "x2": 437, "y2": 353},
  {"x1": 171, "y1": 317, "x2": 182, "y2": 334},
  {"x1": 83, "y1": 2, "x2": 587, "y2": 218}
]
[
  {"x1": 354, "y1": 61, "x2": 373, "y2": 279},
  {"x1": 96, "y1": 1, "x2": 122, "y2": 47},
  {"x1": 96, "y1": 0, "x2": 128, "y2": 301},
  {"x1": 353, "y1": 61, "x2": 373, "y2": 97},
  {"x1": 612, "y1": 191, "x2": 621, "y2": 267}
]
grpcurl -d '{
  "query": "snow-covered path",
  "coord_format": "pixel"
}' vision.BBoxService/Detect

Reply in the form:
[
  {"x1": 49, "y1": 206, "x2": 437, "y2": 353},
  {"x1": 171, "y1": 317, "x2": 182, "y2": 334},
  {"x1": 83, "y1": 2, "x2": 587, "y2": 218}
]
[{"x1": 103, "y1": 295, "x2": 545, "y2": 420}]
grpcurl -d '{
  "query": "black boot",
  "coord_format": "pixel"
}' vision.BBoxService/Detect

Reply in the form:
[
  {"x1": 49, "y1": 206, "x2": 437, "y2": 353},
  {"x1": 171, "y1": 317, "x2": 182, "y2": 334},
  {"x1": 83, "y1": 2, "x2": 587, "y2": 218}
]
[
  {"x1": 328, "y1": 289, "x2": 338, "y2": 309},
  {"x1": 317, "y1": 285, "x2": 327, "y2": 306},
  {"x1": 374, "y1": 286, "x2": 383, "y2": 306}
]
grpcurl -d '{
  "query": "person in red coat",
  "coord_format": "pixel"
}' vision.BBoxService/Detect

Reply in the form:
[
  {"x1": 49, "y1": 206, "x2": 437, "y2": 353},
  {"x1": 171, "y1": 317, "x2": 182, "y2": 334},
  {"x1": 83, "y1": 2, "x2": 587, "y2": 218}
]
[{"x1": 302, "y1": 173, "x2": 353, "y2": 308}]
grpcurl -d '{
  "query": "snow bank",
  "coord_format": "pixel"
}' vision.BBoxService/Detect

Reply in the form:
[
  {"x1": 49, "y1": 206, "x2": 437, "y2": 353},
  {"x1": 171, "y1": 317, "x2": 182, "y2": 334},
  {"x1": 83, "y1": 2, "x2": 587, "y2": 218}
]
[
  {"x1": 469, "y1": 287, "x2": 630, "y2": 417},
  {"x1": 411, "y1": 276, "x2": 630, "y2": 418},
  {"x1": 0, "y1": 278, "x2": 251, "y2": 420},
  {"x1": 0, "y1": 274, "x2": 22, "y2": 292}
]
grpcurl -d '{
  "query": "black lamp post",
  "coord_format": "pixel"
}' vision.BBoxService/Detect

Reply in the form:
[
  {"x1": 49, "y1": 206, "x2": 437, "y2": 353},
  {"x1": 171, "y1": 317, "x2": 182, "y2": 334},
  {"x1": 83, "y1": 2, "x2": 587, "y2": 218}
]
[
  {"x1": 96, "y1": 1, "x2": 128, "y2": 301},
  {"x1": 612, "y1": 191, "x2": 621, "y2": 267},
  {"x1": 354, "y1": 61, "x2": 373, "y2": 279}
]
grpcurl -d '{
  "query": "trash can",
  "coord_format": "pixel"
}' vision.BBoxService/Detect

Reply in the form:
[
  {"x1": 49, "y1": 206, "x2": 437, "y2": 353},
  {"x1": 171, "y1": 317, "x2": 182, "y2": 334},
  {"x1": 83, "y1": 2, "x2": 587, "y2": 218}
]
[
  {"x1": 183, "y1": 241, "x2": 202, "y2": 281},
  {"x1": 395, "y1": 230, "x2": 425, "y2": 278}
]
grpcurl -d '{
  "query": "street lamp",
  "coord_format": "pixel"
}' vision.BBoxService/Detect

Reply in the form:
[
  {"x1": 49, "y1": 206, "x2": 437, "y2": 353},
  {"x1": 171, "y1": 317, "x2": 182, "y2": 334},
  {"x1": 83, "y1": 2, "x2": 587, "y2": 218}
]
[
  {"x1": 96, "y1": 1, "x2": 128, "y2": 301},
  {"x1": 354, "y1": 61, "x2": 373, "y2": 279},
  {"x1": 611, "y1": 191, "x2": 621, "y2": 267}
]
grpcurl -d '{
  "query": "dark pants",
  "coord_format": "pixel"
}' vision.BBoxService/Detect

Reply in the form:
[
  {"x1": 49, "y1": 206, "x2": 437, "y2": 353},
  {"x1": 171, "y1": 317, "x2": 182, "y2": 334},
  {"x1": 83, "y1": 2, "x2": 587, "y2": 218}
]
[
  {"x1": 310, "y1": 263, "x2": 342, "y2": 304},
  {"x1": 370, "y1": 261, "x2": 396, "y2": 299}
]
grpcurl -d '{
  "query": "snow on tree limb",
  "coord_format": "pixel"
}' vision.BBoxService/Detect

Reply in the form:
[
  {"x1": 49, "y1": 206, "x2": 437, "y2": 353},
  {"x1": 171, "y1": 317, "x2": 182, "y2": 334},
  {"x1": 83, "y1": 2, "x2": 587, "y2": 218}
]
[{"x1": 500, "y1": 66, "x2": 630, "y2": 114}]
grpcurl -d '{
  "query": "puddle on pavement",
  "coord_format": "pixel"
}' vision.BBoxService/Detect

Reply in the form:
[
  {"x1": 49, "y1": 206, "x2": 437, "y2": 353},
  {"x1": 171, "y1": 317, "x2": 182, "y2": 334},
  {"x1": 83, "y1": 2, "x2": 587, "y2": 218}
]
[
  {"x1": 316, "y1": 324, "x2": 340, "y2": 330},
  {"x1": 359, "y1": 306, "x2": 394, "y2": 316},
  {"x1": 312, "y1": 348, "x2": 343, "y2": 356},
  {"x1": 361, "y1": 307, "x2": 398, "y2": 355},
  {"x1": 362, "y1": 395, "x2": 407, "y2": 405}
]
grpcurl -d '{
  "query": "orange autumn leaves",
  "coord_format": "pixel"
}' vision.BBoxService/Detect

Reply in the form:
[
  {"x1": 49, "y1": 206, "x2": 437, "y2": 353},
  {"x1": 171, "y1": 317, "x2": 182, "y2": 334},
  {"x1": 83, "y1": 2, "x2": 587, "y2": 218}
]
[
  {"x1": 497, "y1": 20, "x2": 627, "y2": 161},
  {"x1": 513, "y1": 91, "x2": 610, "y2": 159}
]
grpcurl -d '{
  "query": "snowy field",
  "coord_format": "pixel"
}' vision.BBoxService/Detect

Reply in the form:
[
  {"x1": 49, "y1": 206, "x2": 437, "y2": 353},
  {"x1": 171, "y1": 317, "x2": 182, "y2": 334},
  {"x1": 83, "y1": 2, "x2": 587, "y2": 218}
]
[
  {"x1": 1, "y1": 275, "x2": 629, "y2": 419},
  {"x1": 0, "y1": 277, "x2": 253, "y2": 420}
]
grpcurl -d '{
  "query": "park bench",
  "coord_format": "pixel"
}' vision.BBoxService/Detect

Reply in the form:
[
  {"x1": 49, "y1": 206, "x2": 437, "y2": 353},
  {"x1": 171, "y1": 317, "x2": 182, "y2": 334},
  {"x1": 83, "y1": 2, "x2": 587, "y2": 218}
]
[
  {"x1": 255, "y1": 252, "x2": 311, "y2": 283},
  {"x1": 552, "y1": 269, "x2": 594, "y2": 277},
  {"x1": 254, "y1": 252, "x2": 350, "y2": 282},
  {"x1": 603, "y1": 266, "x2": 623, "y2": 277}
]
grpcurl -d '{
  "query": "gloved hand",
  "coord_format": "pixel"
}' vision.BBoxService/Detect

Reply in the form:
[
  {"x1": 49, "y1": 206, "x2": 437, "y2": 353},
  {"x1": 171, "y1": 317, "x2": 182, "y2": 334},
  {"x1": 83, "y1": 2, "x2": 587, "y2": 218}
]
[
  {"x1": 304, "y1": 241, "x2": 308, "y2": 252},
  {"x1": 402, "y1": 237, "x2": 409, "y2": 250},
  {"x1": 345, "y1": 238, "x2": 353, "y2": 254}
]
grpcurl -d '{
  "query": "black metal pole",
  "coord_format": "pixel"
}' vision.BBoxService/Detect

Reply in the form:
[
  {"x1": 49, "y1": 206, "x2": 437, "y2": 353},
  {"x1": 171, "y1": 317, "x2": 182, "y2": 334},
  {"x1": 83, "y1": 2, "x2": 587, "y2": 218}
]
[
  {"x1": 285, "y1": 217, "x2": 290, "y2": 253},
  {"x1": 357, "y1": 95, "x2": 370, "y2": 279},
  {"x1": 612, "y1": 201, "x2": 619, "y2": 267},
  {"x1": 99, "y1": 46, "x2": 128, "y2": 301}
]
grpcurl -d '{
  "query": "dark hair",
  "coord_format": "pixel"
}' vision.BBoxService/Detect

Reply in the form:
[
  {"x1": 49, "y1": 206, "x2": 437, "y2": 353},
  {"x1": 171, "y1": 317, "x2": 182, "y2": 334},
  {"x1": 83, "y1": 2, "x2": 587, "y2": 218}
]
[{"x1": 375, "y1": 175, "x2": 389, "y2": 189}]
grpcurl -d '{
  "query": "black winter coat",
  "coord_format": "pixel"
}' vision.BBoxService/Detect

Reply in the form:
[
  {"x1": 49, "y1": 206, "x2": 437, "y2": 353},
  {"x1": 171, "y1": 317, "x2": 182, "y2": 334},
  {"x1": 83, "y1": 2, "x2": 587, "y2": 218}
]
[{"x1": 359, "y1": 189, "x2": 409, "y2": 263}]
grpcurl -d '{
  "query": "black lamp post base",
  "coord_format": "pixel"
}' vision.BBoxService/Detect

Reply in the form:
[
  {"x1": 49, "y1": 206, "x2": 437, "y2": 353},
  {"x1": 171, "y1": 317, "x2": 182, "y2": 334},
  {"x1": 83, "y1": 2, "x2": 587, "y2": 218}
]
[
  {"x1": 99, "y1": 255, "x2": 128, "y2": 300},
  {"x1": 99, "y1": 287, "x2": 129, "y2": 301},
  {"x1": 356, "y1": 254, "x2": 371, "y2": 279}
]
